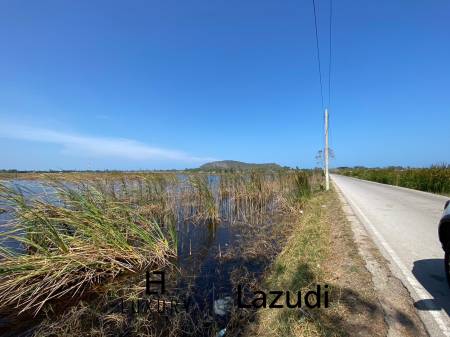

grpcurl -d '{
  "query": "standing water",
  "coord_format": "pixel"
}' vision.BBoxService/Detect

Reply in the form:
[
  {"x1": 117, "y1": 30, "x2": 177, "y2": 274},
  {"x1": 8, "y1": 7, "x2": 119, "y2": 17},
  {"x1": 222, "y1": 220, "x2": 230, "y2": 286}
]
[{"x1": 0, "y1": 174, "x2": 299, "y2": 336}]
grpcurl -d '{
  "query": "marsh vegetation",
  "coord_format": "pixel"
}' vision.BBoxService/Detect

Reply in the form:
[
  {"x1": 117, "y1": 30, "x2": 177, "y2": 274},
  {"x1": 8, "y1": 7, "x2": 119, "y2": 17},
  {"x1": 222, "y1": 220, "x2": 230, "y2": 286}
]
[{"x1": 0, "y1": 170, "x2": 322, "y2": 336}]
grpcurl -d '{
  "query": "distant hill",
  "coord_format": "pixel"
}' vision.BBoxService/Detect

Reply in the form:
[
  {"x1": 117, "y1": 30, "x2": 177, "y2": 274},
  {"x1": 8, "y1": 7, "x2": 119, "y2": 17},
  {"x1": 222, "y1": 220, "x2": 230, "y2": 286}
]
[{"x1": 199, "y1": 160, "x2": 282, "y2": 171}]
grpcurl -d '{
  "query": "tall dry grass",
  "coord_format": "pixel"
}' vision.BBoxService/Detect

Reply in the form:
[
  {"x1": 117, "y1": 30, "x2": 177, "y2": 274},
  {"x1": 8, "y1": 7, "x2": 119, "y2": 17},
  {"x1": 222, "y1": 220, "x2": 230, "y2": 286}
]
[
  {"x1": 0, "y1": 181, "x2": 176, "y2": 315},
  {"x1": 0, "y1": 169, "x2": 318, "y2": 319}
]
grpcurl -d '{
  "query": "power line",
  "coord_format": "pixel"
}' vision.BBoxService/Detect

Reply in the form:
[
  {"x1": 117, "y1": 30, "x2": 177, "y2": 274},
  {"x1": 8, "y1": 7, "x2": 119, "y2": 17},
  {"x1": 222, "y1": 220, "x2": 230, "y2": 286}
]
[
  {"x1": 312, "y1": 0, "x2": 333, "y2": 109},
  {"x1": 312, "y1": 0, "x2": 324, "y2": 110},
  {"x1": 327, "y1": 0, "x2": 333, "y2": 163},
  {"x1": 328, "y1": 0, "x2": 332, "y2": 108},
  {"x1": 311, "y1": 0, "x2": 333, "y2": 191}
]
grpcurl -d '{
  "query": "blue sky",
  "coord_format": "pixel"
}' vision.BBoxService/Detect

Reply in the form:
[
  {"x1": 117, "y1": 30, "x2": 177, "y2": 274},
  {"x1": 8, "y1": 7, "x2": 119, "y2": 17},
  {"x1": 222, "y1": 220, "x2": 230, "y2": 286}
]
[{"x1": 0, "y1": 0, "x2": 449, "y2": 170}]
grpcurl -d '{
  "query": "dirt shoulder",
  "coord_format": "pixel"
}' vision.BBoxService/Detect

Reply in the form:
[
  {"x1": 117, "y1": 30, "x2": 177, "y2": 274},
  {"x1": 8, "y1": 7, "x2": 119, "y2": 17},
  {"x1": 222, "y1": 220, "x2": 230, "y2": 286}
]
[
  {"x1": 245, "y1": 187, "x2": 427, "y2": 337},
  {"x1": 333, "y1": 183, "x2": 429, "y2": 337}
]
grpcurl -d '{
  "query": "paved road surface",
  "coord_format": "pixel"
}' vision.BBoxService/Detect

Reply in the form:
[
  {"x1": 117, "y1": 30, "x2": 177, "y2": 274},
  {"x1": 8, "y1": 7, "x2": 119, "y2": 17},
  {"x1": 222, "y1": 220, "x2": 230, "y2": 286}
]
[{"x1": 332, "y1": 174, "x2": 450, "y2": 337}]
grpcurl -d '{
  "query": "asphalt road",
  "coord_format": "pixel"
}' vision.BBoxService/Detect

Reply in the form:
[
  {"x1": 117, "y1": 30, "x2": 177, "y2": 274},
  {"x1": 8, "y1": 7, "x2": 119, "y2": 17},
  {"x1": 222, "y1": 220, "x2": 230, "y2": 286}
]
[{"x1": 332, "y1": 174, "x2": 450, "y2": 337}]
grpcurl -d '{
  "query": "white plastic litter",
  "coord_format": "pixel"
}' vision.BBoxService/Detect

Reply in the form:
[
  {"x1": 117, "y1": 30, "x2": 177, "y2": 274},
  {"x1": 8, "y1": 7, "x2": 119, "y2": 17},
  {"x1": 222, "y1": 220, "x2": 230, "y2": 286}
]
[
  {"x1": 215, "y1": 328, "x2": 226, "y2": 337},
  {"x1": 213, "y1": 297, "x2": 232, "y2": 316}
]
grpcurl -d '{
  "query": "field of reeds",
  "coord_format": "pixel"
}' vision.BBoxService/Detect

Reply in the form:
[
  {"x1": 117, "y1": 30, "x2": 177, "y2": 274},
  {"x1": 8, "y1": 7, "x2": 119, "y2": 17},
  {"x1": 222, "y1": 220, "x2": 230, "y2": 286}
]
[
  {"x1": 0, "y1": 169, "x2": 323, "y2": 336},
  {"x1": 336, "y1": 164, "x2": 450, "y2": 195}
]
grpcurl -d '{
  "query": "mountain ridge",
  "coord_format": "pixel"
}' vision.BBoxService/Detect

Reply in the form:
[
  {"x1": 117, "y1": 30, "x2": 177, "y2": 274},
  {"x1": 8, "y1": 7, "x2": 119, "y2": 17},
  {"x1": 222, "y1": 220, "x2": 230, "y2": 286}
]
[{"x1": 199, "y1": 160, "x2": 282, "y2": 171}]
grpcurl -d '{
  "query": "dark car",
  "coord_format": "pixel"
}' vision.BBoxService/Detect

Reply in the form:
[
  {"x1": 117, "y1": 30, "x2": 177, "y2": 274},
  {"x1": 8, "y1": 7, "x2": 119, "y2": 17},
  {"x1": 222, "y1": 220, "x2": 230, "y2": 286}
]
[{"x1": 438, "y1": 200, "x2": 450, "y2": 286}]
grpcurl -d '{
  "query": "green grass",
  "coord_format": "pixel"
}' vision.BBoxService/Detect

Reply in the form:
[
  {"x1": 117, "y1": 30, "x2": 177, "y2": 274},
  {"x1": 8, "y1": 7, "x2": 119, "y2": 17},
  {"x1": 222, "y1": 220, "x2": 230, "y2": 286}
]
[
  {"x1": 246, "y1": 189, "x2": 389, "y2": 337},
  {"x1": 248, "y1": 191, "x2": 333, "y2": 337},
  {"x1": 337, "y1": 164, "x2": 450, "y2": 195}
]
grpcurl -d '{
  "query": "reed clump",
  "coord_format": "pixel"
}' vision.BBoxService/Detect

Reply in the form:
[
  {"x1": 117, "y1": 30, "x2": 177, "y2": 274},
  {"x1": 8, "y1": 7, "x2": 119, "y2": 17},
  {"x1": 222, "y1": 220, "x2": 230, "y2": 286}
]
[
  {"x1": 292, "y1": 170, "x2": 312, "y2": 202},
  {"x1": 188, "y1": 174, "x2": 220, "y2": 223},
  {"x1": 0, "y1": 182, "x2": 176, "y2": 315},
  {"x1": 216, "y1": 170, "x2": 316, "y2": 223}
]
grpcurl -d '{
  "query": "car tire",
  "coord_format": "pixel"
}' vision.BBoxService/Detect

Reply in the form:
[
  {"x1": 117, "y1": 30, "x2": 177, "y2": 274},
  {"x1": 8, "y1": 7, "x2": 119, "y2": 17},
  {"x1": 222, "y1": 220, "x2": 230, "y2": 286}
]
[{"x1": 446, "y1": 250, "x2": 450, "y2": 288}]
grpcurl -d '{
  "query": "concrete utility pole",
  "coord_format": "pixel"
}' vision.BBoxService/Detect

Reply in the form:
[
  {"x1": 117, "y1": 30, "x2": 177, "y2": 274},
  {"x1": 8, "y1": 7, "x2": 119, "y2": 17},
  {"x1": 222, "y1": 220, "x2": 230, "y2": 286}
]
[{"x1": 324, "y1": 108, "x2": 330, "y2": 191}]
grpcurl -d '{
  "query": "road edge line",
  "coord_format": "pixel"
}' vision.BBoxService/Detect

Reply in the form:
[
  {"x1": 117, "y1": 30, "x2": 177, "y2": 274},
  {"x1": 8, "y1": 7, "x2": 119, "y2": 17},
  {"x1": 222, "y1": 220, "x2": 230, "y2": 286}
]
[{"x1": 332, "y1": 179, "x2": 450, "y2": 337}]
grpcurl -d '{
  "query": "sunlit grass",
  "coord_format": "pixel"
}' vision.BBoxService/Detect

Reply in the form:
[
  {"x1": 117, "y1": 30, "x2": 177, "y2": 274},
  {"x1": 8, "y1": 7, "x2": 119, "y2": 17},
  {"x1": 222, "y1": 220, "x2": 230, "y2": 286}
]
[
  {"x1": 0, "y1": 182, "x2": 176, "y2": 315},
  {"x1": 337, "y1": 164, "x2": 450, "y2": 195}
]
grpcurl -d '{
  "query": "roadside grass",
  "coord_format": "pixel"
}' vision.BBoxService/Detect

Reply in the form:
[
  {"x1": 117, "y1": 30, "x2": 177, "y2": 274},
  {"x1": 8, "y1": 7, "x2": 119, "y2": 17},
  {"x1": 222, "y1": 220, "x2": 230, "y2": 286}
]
[
  {"x1": 245, "y1": 188, "x2": 387, "y2": 337},
  {"x1": 337, "y1": 164, "x2": 450, "y2": 195}
]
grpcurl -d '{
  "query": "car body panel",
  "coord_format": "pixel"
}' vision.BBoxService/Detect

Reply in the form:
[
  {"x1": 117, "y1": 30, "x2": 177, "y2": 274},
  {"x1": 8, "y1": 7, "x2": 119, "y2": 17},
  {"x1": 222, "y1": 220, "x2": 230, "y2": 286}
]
[{"x1": 438, "y1": 200, "x2": 450, "y2": 251}]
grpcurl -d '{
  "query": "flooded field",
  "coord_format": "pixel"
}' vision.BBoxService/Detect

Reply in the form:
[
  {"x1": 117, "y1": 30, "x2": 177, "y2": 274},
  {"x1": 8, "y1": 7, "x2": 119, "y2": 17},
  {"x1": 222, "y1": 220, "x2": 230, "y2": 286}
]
[{"x1": 0, "y1": 171, "x2": 320, "y2": 336}]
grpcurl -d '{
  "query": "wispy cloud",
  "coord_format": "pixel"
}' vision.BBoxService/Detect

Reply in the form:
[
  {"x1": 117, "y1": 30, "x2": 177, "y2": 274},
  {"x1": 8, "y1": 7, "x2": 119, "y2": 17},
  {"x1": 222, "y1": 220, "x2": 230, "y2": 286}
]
[{"x1": 0, "y1": 123, "x2": 216, "y2": 163}]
